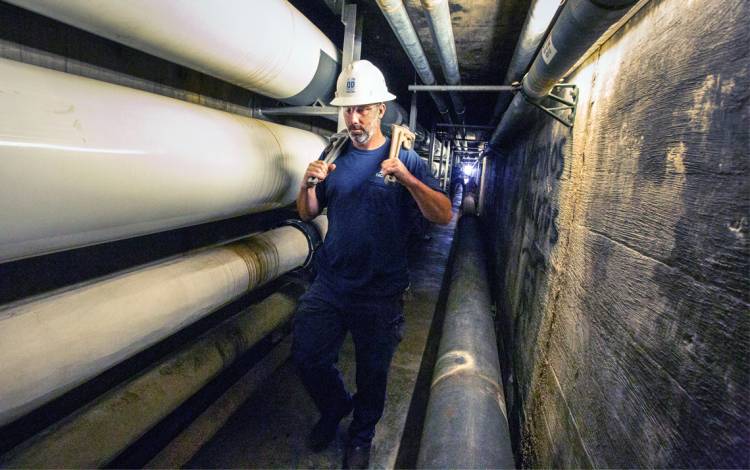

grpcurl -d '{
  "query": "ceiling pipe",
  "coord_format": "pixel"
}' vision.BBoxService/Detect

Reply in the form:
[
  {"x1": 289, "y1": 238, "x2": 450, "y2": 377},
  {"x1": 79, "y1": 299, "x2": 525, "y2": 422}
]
[
  {"x1": 490, "y1": 0, "x2": 562, "y2": 125},
  {"x1": 417, "y1": 206, "x2": 513, "y2": 469},
  {"x1": 420, "y1": 0, "x2": 466, "y2": 123},
  {"x1": 0, "y1": 216, "x2": 328, "y2": 427},
  {"x1": 2, "y1": 284, "x2": 304, "y2": 468},
  {"x1": 5, "y1": 0, "x2": 339, "y2": 105},
  {"x1": 489, "y1": 0, "x2": 638, "y2": 149},
  {"x1": 374, "y1": 0, "x2": 453, "y2": 123},
  {"x1": 0, "y1": 58, "x2": 326, "y2": 263}
]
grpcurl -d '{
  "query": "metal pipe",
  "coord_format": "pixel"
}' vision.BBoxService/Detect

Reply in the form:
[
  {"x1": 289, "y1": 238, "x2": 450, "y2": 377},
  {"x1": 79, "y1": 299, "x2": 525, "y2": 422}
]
[
  {"x1": 0, "y1": 284, "x2": 304, "y2": 468},
  {"x1": 409, "y1": 85, "x2": 515, "y2": 92},
  {"x1": 417, "y1": 211, "x2": 513, "y2": 469},
  {"x1": 5, "y1": 0, "x2": 340, "y2": 105},
  {"x1": 0, "y1": 58, "x2": 326, "y2": 263},
  {"x1": 428, "y1": 132, "x2": 437, "y2": 177},
  {"x1": 420, "y1": 0, "x2": 466, "y2": 122},
  {"x1": 489, "y1": 0, "x2": 636, "y2": 149},
  {"x1": 524, "y1": 0, "x2": 636, "y2": 99},
  {"x1": 374, "y1": 0, "x2": 452, "y2": 123},
  {"x1": 491, "y1": 0, "x2": 561, "y2": 123},
  {"x1": 477, "y1": 157, "x2": 489, "y2": 216},
  {"x1": 258, "y1": 106, "x2": 339, "y2": 120},
  {"x1": 0, "y1": 217, "x2": 328, "y2": 426},
  {"x1": 436, "y1": 123, "x2": 496, "y2": 130}
]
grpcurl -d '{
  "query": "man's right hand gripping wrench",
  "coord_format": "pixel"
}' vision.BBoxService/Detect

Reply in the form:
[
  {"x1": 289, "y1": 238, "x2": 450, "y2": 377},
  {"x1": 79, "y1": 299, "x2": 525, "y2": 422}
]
[{"x1": 304, "y1": 160, "x2": 337, "y2": 188}]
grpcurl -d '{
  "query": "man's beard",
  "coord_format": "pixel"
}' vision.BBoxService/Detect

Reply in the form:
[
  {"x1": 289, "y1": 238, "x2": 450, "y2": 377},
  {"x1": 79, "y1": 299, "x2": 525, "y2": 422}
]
[{"x1": 348, "y1": 120, "x2": 379, "y2": 145}]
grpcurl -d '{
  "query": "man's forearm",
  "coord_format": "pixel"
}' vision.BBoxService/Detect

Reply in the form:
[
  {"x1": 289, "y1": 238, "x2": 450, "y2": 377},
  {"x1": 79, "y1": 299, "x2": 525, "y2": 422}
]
[
  {"x1": 297, "y1": 186, "x2": 321, "y2": 222},
  {"x1": 402, "y1": 175, "x2": 452, "y2": 225}
]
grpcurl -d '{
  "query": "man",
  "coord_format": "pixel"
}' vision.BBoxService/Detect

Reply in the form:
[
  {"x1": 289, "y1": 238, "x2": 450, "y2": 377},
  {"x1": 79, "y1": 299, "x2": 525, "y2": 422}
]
[{"x1": 294, "y1": 60, "x2": 451, "y2": 469}]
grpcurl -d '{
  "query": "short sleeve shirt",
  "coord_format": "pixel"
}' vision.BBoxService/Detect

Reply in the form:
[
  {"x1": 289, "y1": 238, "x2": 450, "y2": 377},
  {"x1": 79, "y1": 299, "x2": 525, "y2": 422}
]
[{"x1": 314, "y1": 137, "x2": 444, "y2": 297}]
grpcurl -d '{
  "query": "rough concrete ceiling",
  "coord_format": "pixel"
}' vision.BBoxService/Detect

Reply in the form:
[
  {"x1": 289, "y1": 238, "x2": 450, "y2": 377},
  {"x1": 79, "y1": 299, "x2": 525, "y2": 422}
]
[{"x1": 290, "y1": 0, "x2": 532, "y2": 128}]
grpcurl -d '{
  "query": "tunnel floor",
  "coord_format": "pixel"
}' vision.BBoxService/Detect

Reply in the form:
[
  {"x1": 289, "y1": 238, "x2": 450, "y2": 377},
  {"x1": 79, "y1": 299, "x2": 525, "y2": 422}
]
[{"x1": 166, "y1": 204, "x2": 459, "y2": 469}]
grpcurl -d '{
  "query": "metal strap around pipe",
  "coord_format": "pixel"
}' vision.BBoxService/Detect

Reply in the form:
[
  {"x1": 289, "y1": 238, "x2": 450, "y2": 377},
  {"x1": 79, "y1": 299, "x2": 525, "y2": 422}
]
[
  {"x1": 0, "y1": 284, "x2": 305, "y2": 468},
  {"x1": 0, "y1": 217, "x2": 327, "y2": 427}
]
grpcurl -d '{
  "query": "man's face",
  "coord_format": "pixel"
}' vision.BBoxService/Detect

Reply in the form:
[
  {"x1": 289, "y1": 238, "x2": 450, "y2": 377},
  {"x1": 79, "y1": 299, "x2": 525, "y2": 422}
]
[{"x1": 343, "y1": 103, "x2": 384, "y2": 145}]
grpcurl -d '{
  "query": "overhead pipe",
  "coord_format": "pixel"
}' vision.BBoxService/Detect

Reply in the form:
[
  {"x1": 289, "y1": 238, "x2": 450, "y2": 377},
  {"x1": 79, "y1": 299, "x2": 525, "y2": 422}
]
[
  {"x1": 1, "y1": 284, "x2": 304, "y2": 468},
  {"x1": 420, "y1": 0, "x2": 466, "y2": 123},
  {"x1": 489, "y1": 0, "x2": 637, "y2": 149},
  {"x1": 490, "y1": 0, "x2": 561, "y2": 124},
  {"x1": 417, "y1": 204, "x2": 513, "y2": 468},
  {"x1": 374, "y1": 0, "x2": 452, "y2": 123},
  {"x1": 0, "y1": 217, "x2": 328, "y2": 427},
  {"x1": 0, "y1": 58, "x2": 326, "y2": 263},
  {"x1": 5, "y1": 0, "x2": 340, "y2": 105}
]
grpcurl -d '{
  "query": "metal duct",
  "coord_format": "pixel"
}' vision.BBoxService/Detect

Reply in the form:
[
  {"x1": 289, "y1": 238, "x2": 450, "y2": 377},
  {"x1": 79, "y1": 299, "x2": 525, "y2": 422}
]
[
  {"x1": 489, "y1": 0, "x2": 637, "y2": 148},
  {"x1": 5, "y1": 0, "x2": 340, "y2": 105},
  {"x1": 1, "y1": 284, "x2": 304, "y2": 468},
  {"x1": 491, "y1": 0, "x2": 561, "y2": 123},
  {"x1": 375, "y1": 0, "x2": 452, "y2": 123},
  {"x1": 420, "y1": 0, "x2": 466, "y2": 122},
  {"x1": 0, "y1": 58, "x2": 327, "y2": 263},
  {"x1": 0, "y1": 217, "x2": 327, "y2": 426},
  {"x1": 417, "y1": 210, "x2": 514, "y2": 469}
]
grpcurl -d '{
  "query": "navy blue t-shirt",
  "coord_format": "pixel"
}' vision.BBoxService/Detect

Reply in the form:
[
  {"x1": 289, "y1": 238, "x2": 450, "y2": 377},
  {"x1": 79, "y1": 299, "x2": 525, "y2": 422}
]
[{"x1": 314, "y1": 138, "x2": 443, "y2": 297}]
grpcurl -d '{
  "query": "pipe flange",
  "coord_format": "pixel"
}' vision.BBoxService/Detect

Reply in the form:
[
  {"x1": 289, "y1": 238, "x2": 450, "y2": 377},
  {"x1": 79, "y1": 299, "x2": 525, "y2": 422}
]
[{"x1": 279, "y1": 219, "x2": 323, "y2": 269}]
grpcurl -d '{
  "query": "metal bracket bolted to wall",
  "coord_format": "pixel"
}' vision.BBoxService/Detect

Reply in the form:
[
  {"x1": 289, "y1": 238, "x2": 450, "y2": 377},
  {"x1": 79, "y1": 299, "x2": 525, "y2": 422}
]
[{"x1": 521, "y1": 83, "x2": 579, "y2": 128}]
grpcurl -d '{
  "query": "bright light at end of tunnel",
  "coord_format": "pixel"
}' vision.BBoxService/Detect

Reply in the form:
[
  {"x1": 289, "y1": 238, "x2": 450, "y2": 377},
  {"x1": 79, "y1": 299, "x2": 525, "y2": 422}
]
[{"x1": 463, "y1": 163, "x2": 475, "y2": 176}]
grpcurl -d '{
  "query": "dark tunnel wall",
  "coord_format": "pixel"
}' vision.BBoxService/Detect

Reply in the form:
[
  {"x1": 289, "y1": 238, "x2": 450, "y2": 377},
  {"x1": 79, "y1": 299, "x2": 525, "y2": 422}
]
[{"x1": 482, "y1": 0, "x2": 749, "y2": 467}]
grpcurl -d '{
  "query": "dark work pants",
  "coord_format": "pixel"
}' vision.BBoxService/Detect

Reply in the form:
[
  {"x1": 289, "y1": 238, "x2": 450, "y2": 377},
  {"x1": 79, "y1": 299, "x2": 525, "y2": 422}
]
[{"x1": 292, "y1": 281, "x2": 404, "y2": 447}]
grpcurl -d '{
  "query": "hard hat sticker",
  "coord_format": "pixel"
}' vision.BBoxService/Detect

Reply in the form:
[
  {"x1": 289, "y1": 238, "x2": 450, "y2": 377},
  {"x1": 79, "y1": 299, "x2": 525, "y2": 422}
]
[{"x1": 346, "y1": 78, "x2": 356, "y2": 93}]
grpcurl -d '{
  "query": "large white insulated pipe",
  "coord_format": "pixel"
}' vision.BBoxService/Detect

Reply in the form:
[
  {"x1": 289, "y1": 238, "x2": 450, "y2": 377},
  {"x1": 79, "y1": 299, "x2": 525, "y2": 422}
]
[
  {"x1": 0, "y1": 58, "x2": 327, "y2": 263},
  {"x1": 2, "y1": 285, "x2": 304, "y2": 468},
  {"x1": 5, "y1": 0, "x2": 340, "y2": 105},
  {"x1": 0, "y1": 217, "x2": 327, "y2": 427}
]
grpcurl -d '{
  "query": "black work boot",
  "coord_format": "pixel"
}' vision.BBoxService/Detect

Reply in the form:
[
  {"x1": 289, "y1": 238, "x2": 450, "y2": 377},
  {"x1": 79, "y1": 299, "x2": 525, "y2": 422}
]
[
  {"x1": 343, "y1": 443, "x2": 371, "y2": 469},
  {"x1": 307, "y1": 402, "x2": 354, "y2": 452}
]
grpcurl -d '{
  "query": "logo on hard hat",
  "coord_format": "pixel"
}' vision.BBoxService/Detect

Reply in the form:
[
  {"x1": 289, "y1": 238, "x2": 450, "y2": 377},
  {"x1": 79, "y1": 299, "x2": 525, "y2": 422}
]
[{"x1": 346, "y1": 78, "x2": 356, "y2": 93}]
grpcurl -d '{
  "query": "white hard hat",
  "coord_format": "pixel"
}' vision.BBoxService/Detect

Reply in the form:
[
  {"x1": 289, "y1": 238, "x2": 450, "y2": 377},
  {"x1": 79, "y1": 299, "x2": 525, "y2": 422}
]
[{"x1": 330, "y1": 60, "x2": 396, "y2": 106}]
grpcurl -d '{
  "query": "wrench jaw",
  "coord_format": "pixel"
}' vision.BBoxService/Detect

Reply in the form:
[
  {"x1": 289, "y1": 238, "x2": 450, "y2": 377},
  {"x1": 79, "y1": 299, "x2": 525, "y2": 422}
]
[{"x1": 385, "y1": 124, "x2": 416, "y2": 186}]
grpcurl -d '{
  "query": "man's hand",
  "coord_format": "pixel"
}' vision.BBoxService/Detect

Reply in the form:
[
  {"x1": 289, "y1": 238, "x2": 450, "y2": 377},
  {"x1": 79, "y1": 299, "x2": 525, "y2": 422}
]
[
  {"x1": 381, "y1": 158, "x2": 452, "y2": 225},
  {"x1": 380, "y1": 158, "x2": 412, "y2": 184},
  {"x1": 303, "y1": 161, "x2": 337, "y2": 189}
]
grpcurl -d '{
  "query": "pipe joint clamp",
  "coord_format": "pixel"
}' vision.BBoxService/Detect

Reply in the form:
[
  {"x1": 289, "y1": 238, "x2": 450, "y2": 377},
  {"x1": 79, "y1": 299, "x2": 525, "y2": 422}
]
[{"x1": 280, "y1": 219, "x2": 323, "y2": 268}]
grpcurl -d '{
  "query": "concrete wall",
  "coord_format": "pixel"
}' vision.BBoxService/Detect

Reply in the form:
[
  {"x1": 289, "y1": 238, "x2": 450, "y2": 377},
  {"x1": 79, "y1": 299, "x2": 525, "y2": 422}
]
[{"x1": 482, "y1": 0, "x2": 749, "y2": 467}]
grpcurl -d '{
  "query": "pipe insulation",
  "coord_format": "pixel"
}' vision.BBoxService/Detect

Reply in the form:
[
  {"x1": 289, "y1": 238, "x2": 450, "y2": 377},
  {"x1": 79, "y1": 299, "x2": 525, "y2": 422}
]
[
  {"x1": 0, "y1": 58, "x2": 327, "y2": 263},
  {"x1": 1, "y1": 284, "x2": 304, "y2": 468},
  {"x1": 420, "y1": 0, "x2": 466, "y2": 122},
  {"x1": 490, "y1": 0, "x2": 636, "y2": 148},
  {"x1": 417, "y1": 211, "x2": 514, "y2": 469},
  {"x1": 5, "y1": 0, "x2": 340, "y2": 105},
  {"x1": 375, "y1": 0, "x2": 452, "y2": 123},
  {"x1": 0, "y1": 217, "x2": 327, "y2": 427}
]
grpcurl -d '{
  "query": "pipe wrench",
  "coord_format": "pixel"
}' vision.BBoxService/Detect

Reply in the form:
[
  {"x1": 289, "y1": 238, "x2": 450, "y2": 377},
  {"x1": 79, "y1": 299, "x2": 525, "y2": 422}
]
[{"x1": 385, "y1": 124, "x2": 416, "y2": 185}]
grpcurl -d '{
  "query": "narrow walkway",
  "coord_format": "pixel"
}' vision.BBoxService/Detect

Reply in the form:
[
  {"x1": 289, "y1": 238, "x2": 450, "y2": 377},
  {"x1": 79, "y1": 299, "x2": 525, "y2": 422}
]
[{"x1": 184, "y1": 209, "x2": 458, "y2": 469}]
